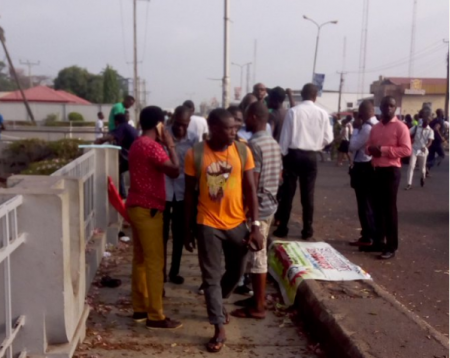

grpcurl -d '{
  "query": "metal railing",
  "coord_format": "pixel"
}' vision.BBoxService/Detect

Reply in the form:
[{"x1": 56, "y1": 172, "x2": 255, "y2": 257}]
[
  {"x1": 0, "y1": 195, "x2": 26, "y2": 358},
  {"x1": 52, "y1": 150, "x2": 96, "y2": 242}
]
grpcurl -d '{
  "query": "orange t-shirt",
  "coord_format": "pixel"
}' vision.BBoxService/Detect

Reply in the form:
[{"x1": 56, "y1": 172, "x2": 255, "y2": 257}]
[{"x1": 185, "y1": 142, "x2": 255, "y2": 230}]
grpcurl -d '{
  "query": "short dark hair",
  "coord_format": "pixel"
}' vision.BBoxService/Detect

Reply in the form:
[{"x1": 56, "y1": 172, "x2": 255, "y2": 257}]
[
  {"x1": 247, "y1": 102, "x2": 269, "y2": 123},
  {"x1": 125, "y1": 95, "x2": 135, "y2": 102},
  {"x1": 140, "y1": 106, "x2": 164, "y2": 130},
  {"x1": 174, "y1": 105, "x2": 191, "y2": 118},
  {"x1": 268, "y1": 87, "x2": 286, "y2": 103},
  {"x1": 226, "y1": 105, "x2": 242, "y2": 117},
  {"x1": 183, "y1": 100, "x2": 195, "y2": 111},
  {"x1": 207, "y1": 108, "x2": 233, "y2": 127},
  {"x1": 381, "y1": 95, "x2": 396, "y2": 106},
  {"x1": 301, "y1": 83, "x2": 318, "y2": 100},
  {"x1": 97, "y1": 111, "x2": 103, "y2": 116},
  {"x1": 359, "y1": 99, "x2": 373, "y2": 112},
  {"x1": 115, "y1": 113, "x2": 127, "y2": 124}
]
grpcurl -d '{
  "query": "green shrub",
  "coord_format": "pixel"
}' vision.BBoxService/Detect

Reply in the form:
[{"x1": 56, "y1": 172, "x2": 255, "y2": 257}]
[
  {"x1": 20, "y1": 158, "x2": 71, "y2": 175},
  {"x1": 47, "y1": 139, "x2": 87, "y2": 160},
  {"x1": 5, "y1": 120, "x2": 37, "y2": 127},
  {"x1": 44, "y1": 113, "x2": 59, "y2": 125},
  {"x1": 43, "y1": 121, "x2": 95, "y2": 127},
  {"x1": 7, "y1": 138, "x2": 52, "y2": 163},
  {"x1": 68, "y1": 112, "x2": 84, "y2": 122}
]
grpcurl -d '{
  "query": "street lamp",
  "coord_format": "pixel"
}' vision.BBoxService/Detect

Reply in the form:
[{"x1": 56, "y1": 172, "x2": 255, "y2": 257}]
[
  {"x1": 303, "y1": 15, "x2": 338, "y2": 81},
  {"x1": 232, "y1": 62, "x2": 252, "y2": 93}
]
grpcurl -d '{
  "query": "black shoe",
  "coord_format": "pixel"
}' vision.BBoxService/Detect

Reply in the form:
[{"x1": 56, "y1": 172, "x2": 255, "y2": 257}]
[
  {"x1": 420, "y1": 177, "x2": 425, "y2": 187},
  {"x1": 132, "y1": 312, "x2": 147, "y2": 322},
  {"x1": 359, "y1": 244, "x2": 384, "y2": 252},
  {"x1": 273, "y1": 227, "x2": 289, "y2": 238},
  {"x1": 349, "y1": 238, "x2": 373, "y2": 247},
  {"x1": 146, "y1": 317, "x2": 182, "y2": 330},
  {"x1": 404, "y1": 185, "x2": 411, "y2": 191},
  {"x1": 379, "y1": 251, "x2": 396, "y2": 260},
  {"x1": 234, "y1": 285, "x2": 254, "y2": 296},
  {"x1": 169, "y1": 275, "x2": 185, "y2": 285}
]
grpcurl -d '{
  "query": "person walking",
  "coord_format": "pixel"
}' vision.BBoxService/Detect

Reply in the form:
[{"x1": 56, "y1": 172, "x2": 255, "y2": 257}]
[
  {"x1": 95, "y1": 112, "x2": 105, "y2": 139},
  {"x1": 348, "y1": 100, "x2": 378, "y2": 249},
  {"x1": 274, "y1": 83, "x2": 333, "y2": 239},
  {"x1": 183, "y1": 100, "x2": 208, "y2": 141},
  {"x1": 108, "y1": 95, "x2": 135, "y2": 131},
  {"x1": 230, "y1": 102, "x2": 282, "y2": 320},
  {"x1": 184, "y1": 108, "x2": 263, "y2": 353},
  {"x1": 337, "y1": 115, "x2": 353, "y2": 166},
  {"x1": 366, "y1": 96, "x2": 411, "y2": 259},
  {"x1": 163, "y1": 105, "x2": 198, "y2": 285},
  {"x1": 126, "y1": 106, "x2": 182, "y2": 329},
  {"x1": 406, "y1": 107, "x2": 434, "y2": 190}
]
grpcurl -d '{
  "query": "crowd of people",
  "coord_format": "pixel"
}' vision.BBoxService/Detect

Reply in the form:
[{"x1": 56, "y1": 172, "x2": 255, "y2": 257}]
[{"x1": 95, "y1": 83, "x2": 447, "y2": 353}]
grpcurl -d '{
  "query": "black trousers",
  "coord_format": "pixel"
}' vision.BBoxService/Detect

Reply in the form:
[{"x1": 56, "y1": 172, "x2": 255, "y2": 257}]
[
  {"x1": 373, "y1": 167, "x2": 401, "y2": 252},
  {"x1": 427, "y1": 143, "x2": 445, "y2": 168},
  {"x1": 276, "y1": 149, "x2": 318, "y2": 237},
  {"x1": 163, "y1": 200, "x2": 185, "y2": 279},
  {"x1": 351, "y1": 162, "x2": 376, "y2": 241}
]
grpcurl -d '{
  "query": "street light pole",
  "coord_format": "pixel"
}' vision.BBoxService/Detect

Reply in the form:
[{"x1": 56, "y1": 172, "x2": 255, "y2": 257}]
[
  {"x1": 303, "y1": 16, "x2": 338, "y2": 82},
  {"x1": 232, "y1": 62, "x2": 252, "y2": 99},
  {"x1": 222, "y1": 0, "x2": 230, "y2": 108}
]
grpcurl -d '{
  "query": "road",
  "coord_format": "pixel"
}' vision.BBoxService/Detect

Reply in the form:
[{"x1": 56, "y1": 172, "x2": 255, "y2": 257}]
[{"x1": 288, "y1": 157, "x2": 449, "y2": 335}]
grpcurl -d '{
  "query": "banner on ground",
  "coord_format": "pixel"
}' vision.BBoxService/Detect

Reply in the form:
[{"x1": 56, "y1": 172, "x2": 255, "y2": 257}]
[{"x1": 268, "y1": 241, "x2": 371, "y2": 306}]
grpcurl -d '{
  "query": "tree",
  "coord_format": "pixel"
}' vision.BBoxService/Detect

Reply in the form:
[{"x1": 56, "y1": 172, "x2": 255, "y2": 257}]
[
  {"x1": 0, "y1": 61, "x2": 17, "y2": 91},
  {"x1": 54, "y1": 66, "x2": 90, "y2": 99},
  {"x1": 102, "y1": 65, "x2": 120, "y2": 103},
  {"x1": 86, "y1": 75, "x2": 103, "y2": 104}
]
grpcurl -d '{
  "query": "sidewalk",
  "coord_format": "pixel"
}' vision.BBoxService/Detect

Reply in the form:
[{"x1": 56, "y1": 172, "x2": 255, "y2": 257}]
[{"x1": 74, "y1": 233, "x2": 321, "y2": 358}]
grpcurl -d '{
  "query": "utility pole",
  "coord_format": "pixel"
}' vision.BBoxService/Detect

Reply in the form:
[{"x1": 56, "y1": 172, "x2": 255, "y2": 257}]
[
  {"x1": 246, "y1": 63, "x2": 252, "y2": 94},
  {"x1": 445, "y1": 39, "x2": 449, "y2": 120},
  {"x1": 337, "y1": 37, "x2": 347, "y2": 119},
  {"x1": 408, "y1": 0, "x2": 418, "y2": 78},
  {"x1": 133, "y1": 0, "x2": 140, "y2": 125},
  {"x1": 222, "y1": 0, "x2": 230, "y2": 108},
  {"x1": 253, "y1": 39, "x2": 257, "y2": 85},
  {"x1": 0, "y1": 27, "x2": 35, "y2": 123},
  {"x1": 19, "y1": 59, "x2": 40, "y2": 88}
]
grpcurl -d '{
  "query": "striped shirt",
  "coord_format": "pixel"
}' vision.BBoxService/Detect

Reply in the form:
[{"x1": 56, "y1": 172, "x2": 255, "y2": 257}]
[{"x1": 249, "y1": 131, "x2": 282, "y2": 220}]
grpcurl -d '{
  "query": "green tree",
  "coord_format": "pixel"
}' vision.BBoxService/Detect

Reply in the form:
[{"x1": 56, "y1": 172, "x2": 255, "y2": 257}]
[
  {"x1": 102, "y1": 65, "x2": 120, "y2": 103},
  {"x1": 54, "y1": 66, "x2": 90, "y2": 99},
  {"x1": 86, "y1": 75, "x2": 103, "y2": 103},
  {"x1": 0, "y1": 61, "x2": 17, "y2": 91}
]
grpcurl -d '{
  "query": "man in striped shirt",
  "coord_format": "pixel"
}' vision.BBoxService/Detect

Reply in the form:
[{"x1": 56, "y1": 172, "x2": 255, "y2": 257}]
[{"x1": 231, "y1": 101, "x2": 282, "y2": 319}]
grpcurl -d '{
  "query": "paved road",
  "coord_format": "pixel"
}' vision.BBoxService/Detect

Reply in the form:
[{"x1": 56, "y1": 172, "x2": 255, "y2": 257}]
[{"x1": 287, "y1": 157, "x2": 449, "y2": 335}]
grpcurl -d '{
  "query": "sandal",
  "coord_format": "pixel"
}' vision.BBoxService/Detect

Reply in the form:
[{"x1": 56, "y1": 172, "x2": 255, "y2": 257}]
[
  {"x1": 230, "y1": 307, "x2": 266, "y2": 320},
  {"x1": 206, "y1": 337, "x2": 226, "y2": 353}
]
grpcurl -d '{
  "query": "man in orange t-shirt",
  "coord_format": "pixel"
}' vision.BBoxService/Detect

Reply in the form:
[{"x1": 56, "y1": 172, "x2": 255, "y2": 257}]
[{"x1": 184, "y1": 108, "x2": 264, "y2": 353}]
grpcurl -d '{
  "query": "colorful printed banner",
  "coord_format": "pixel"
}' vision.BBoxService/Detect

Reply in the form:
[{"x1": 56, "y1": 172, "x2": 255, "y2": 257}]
[{"x1": 268, "y1": 241, "x2": 372, "y2": 306}]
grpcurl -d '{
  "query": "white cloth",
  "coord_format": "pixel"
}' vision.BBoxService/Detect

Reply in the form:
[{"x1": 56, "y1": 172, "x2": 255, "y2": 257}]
[
  {"x1": 95, "y1": 119, "x2": 104, "y2": 139},
  {"x1": 128, "y1": 119, "x2": 136, "y2": 128},
  {"x1": 279, "y1": 100, "x2": 333, "y2": 155},
  {"x1": 407, "y1": 151, "x2": 427, "y2": 185},
  {"x1": 187, "y1": 115, "x2": 208, "y2": 142},
  {"x1": 410, "y1": 125, "x2": 434, "y2": 155},
  {"x1": 349, "y1": 116, "x2": 379, "y2": 162}
]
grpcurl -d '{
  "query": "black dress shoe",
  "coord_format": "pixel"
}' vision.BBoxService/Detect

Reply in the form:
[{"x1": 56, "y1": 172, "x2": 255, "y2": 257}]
[
  {"x1": 273, "y1": 227, "x2": 289, "y2": 238},
  {"x1": 379, "y1": 251, "x2": 396, "y2": 260},
  {"x1": 169, "y1": 275, "x2": 185, "y2": 285}
]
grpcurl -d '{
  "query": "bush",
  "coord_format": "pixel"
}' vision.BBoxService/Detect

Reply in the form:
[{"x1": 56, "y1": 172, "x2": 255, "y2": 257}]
[
  {"x1": 5, "y1": 120, "x2": 37, "y2": 127},
  {"x1": 47, "y1": 139, "x2": 87, "y2": 160},
  {"x1": 20, "y1": 158, "x2": 71, "y2": 175},
  {"x1": 68, "y1": 112, "x2": 84, "y2": 122},
  {"x1": 44, "y1": 121, "x2": 95, "y2": 127},
  {"x1": 7, "y1": 138, "x2": 52, "y2": 163},
  {"x1": 44, "y1": 113, "x2": 59, "y2": 126}
]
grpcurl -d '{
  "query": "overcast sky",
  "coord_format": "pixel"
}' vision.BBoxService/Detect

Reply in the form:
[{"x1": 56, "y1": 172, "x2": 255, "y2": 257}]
[{"x1": 2, "y1": 0, "x2": 449, "y2": 108}]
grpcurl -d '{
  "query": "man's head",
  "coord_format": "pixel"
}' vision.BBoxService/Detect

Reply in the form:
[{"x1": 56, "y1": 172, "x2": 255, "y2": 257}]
[
  {"x1": 114, "y1": 113, "x2": 127, "y2": 127},
  {"x1": 380, "y1": 96, "x2": 396, "y2": 121},
  {"x1": 422, "y1": 107, "x2": 432, "y2": 127},
  {"x1": 301, "y1": 83, "x2": 318, "y2": 102},
  {"x1": 123, "y1": 95, "x2": 135, "y2": 109},
  {"x1": 207, "y1": 108, "x2": 237, "y2": 146},
  {"x1": 436, "y1": 108, "x2": 444, "y2": 118},
  {"x1": 172, "y1": 105, "x2": 191, "y2": 139},
  {"x1": 405, "y1": 114, "x2": 412, "y2": 123},
  {"x1": 140, "y1": 106, "x2": 164, "y2": 131},
  {"x1": 245, "y1": 102, "x2": 269, "y2": 134},
  {"x1": 183, "y1": 100, "x2": 195, "y2": 115},
  {"x1": 267, "y1": 87, "x2": 286, "y2": 110},
  {"x1": 358, "y1": 100, "x2": 374, "y2": 122},
  {"x1": 227, "y1": 105, "x2": 244, "y2": 130},
  {"x1": 253, "y1": 83, "x2": 267, "y2": 101},
  {"x1": 239, "y1": 93, "x2": 258, "y2": 112},
  {"x1": 97, "y1": 112, "x2": 104, "y2": 120}
]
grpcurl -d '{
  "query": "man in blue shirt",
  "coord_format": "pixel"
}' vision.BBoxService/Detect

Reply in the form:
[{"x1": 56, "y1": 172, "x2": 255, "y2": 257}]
[{"x1": 163, "y1": 105, "x2": 198, "y2": 284}]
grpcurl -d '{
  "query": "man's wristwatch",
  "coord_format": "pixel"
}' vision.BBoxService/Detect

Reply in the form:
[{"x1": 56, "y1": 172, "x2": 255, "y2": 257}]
[{"x1": 251, "y1": 220, "x2": 261, "y2": 227}]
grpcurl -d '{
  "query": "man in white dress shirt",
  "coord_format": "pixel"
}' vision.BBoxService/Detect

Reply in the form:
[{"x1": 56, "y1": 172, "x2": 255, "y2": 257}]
[
  {"x1": 348, "y1": 100, "x2": 379, "y2": 250},
  {"x1": 274, "y1": 84, "x2": 333, "y2": 239},
  {"x1": 183, "y1": 100, "x2": 208, "y2": 141}
]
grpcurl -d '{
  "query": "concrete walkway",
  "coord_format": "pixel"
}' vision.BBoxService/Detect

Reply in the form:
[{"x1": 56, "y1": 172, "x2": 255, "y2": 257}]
[{"x1": 74, "y1": 235, "x2": 321, "y2": 358}]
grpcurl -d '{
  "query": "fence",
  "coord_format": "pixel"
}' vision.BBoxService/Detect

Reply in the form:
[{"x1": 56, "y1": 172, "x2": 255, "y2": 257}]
[{"x1": 0, "y1": 146, "x2": 120, "y2": 358}]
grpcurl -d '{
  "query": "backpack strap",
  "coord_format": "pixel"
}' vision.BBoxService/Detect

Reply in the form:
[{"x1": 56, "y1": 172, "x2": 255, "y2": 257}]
[
  {"x1": 234, "y1": 140, "x2": 248, "y2": 177},
  {"x1": 193, "y1": 142, "x2": 205, "y2": 181}
]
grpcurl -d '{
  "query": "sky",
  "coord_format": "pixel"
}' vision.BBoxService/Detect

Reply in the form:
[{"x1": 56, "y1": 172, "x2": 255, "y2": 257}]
[{"x1": 1, "y1": 0, "x2": 449, "y2": 109}]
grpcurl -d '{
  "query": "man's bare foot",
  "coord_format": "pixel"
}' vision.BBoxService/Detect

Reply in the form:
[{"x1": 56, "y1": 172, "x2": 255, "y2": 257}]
[
  {"x1": 206, "y1": 325, "x2": 226, "y2": 353},
  {"x1": 230, "y1": 307, "x2": 266, "y2": 319}
]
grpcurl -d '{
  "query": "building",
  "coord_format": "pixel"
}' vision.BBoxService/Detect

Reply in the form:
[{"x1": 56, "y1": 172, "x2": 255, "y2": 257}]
[{"x1": 370, "y1": 76, "x2": 447, "y2": 115}]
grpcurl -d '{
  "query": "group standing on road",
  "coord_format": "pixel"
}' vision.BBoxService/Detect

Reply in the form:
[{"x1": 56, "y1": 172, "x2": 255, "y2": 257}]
[{"x1": 93, "y1": 84, "x2": 447, "y2": 353}]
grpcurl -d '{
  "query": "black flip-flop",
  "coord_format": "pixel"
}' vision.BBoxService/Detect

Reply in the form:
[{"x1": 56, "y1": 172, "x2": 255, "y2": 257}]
[
  {"x1": 100, "y1": 275, "x2": 122, "y2": 288},
  {"x1": 206, "y1": 337, "x2": 226, "y2": 353}
]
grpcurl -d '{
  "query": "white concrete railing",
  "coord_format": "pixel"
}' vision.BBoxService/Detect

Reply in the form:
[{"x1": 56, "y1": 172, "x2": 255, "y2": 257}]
[
  {"x1": 0, "y1": 147, "x2": 121, "y2": 358},
  {"x1": 0, "y1": 195, "x2": 26, "y2": 358}
]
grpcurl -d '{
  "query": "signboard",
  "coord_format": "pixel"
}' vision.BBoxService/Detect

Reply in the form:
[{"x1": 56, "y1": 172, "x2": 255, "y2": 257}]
[
  {"x1": 313, "y1": 73, "x2": 325, "y2": 97},
  {"x1": 405, "y1": 78, "x2": 426, "y2": 95},
  {"x1": 234, "y1": 87, "x2": 242, "y2": 101},
  {"x1": 268, "y1": 241, "x2": 372, "y2": 305}
]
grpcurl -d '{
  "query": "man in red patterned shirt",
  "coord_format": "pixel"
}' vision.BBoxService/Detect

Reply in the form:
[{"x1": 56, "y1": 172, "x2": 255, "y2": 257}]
[{"x1": 126, "y1": 106, "x2": 182, "y2": 330}]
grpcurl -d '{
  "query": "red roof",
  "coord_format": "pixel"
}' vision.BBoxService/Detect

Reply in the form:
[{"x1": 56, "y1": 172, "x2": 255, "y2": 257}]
[
  {"x1": 385, "y1": 77, "x2": 446, "y2": 86},
  {"x1": 0, "y1": 85, "x2": 91, "y2": 104}
]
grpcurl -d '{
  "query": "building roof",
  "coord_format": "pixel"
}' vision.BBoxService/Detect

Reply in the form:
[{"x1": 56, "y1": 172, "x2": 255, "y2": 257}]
[
  {"x1": 383, "y1": 77, "x2": 446, "y2": 86},
  {"x1": 0, "y1": 85, "x2": 91, "y2": 104}
]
